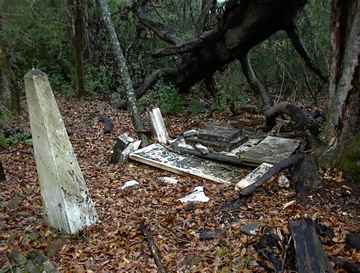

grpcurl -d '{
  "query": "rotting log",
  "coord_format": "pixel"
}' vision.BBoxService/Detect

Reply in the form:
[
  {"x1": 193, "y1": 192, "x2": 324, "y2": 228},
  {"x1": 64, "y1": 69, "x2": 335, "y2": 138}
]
[
  {"x1": 289, "y1": 218, "x2": 334, "y2": 273},
  {"x1": 140, "y1": 222, "x2": 168, "y2": 273}
]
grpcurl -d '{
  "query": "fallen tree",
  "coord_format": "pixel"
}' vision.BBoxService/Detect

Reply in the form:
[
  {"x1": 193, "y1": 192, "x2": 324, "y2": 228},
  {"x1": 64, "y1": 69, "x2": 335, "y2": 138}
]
[{"x1": 134, "y1": 0, "x2": 326, "y2": 110}]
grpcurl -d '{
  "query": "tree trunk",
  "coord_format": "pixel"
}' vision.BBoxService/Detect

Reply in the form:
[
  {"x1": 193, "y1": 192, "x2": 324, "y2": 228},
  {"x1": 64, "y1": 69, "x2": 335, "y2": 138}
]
[
  {"x1": 322, "y1": 0, "x2": 360, "y2": 179},
  {"x1": 66, "y1": 0, "x2": 87, "y2": 97},
  {"x1": 97, "y1": 0, "x2": 148, "y2": 145},
  {"x1": 0, "y1": 161, "x2": 6, "y2": 182},
  {"x1": 0, "y1": 45, "x2": 20, "y2": 114}
]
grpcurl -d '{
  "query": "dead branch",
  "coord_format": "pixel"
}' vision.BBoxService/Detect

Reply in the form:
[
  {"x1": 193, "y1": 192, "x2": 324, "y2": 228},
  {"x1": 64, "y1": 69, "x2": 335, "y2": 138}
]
[
  {"x1": 140, "y1": 222, "x2": 168, "y2": 273},
  {"x1": 135, "y1": 68, "x2": 177, "y2": 98},
  {"x1": 286, "y1": 26, "x2": 328, "y2": 82},
  {"x1": 136, "y1": 9, "x2": 180, "y2": 45}
]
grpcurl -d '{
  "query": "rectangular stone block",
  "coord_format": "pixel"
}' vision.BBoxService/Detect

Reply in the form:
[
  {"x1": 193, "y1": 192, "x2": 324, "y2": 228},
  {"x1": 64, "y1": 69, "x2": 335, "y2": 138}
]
[{"x1": 25, "y1": 69, "x2": 97, "y2": 234}]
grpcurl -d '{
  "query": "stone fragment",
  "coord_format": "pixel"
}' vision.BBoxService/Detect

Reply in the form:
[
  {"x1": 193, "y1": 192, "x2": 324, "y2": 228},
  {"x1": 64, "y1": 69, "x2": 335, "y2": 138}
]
[
  {"x1": 121, "y1": 180, "x2": 139, "y2": 190},
  {"x1": 235, "y1": 163, "x2": 273, "y2": 190},
  {"x1": 179, "y1": 186, "x2": 209, "y2": 204},
  {"x1": 158, "y1": 176, "x2": 178, "y2": 185},
  {"x1": 240, "y1": 136, "x2": 300, "y2": 165},
  {"x1": 278, "y1": 175, "x2": 290, "y2": 188},
  {"x1": 149, "y1": 108, "x2": 169, "y2": 144},
  {"x1": 240, "y1": 222, "x2": 260, "y2": 236},
  {"x1": 24, "y1": 69, "x2": 97, "y2": 234}
]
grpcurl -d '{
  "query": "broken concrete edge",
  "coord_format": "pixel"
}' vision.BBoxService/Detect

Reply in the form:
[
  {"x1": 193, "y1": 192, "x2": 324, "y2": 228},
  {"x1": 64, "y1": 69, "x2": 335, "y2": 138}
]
[
  {"x1": 130, "y1": 144, "x2": 239, "y2": 184},
  {"x1": 149, "y1": 108, "x2": 170, "y2": 144},
  {"x1": 235, "y1": 163, "x2": 274, "y2": 190}
]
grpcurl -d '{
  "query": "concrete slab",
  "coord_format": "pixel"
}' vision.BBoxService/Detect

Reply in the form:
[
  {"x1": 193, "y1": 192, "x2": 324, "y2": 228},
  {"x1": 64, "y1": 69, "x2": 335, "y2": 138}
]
[{"x1": 130, "y1": 144, "x2": 244, "y2": 184}]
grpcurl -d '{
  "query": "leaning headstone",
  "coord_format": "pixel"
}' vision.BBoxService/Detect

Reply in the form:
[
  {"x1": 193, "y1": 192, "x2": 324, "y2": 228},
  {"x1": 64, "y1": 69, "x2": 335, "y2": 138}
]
[
  {"x1": 149, "y1": 108, "x2": 169, "y2": 144},
  {"x1": 24, "y1": 69, "x2": 97, "y2": 234}
]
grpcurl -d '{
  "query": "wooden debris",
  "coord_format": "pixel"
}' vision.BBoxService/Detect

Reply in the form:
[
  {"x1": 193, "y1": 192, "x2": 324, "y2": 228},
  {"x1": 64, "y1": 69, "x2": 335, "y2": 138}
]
[
  {"x1": 130, "y1": 144, "x2": 243, "y2": 184},
  {"x1": 140, "y1": 223, "x2": 168, "y2": 273},
  {"x1": 240, "y1": 136, "x2": 300, "y2": 165},
  {"x1": 149, "y1": 108, "x2": 169, "y2": 144},
  {"x1": 289, "y1": 218, "x2": 334, "y2": 273}
]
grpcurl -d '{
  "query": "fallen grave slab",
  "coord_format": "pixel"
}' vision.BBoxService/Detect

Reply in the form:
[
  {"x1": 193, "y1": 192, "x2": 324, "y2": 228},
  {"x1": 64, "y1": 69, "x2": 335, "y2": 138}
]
[
  {"x1": 240, "y1": 136, "x2": 300, "y2": 166},
  {"x1": 130, "y1": 144, "x2": 244, "y2": 184},
  {"x1": 171, "y1": 137, "x2": 261, "y2": 166}
]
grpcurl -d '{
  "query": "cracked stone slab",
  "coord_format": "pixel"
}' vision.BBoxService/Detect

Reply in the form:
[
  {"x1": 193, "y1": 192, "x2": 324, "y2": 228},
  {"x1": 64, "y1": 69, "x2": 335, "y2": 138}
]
[
  {"x1": 235, "y1": 163, "x2": 273, "y2": 190},
  {"x1": 240, "y1": 136, "x2": 300, "y2": 165},
  {"x1": 130, "y1": 144, "x2": 244, "y2": 184}
]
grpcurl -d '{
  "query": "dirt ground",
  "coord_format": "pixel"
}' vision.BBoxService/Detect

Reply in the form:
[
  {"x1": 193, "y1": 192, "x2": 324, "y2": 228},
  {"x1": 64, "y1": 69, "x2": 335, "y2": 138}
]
[{"x1": 0, "y1": 96, "x2": 359, "y2": 272}]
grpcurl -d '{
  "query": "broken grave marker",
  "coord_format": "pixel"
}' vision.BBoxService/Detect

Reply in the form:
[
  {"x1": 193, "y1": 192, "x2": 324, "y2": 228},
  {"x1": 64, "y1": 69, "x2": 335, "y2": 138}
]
[
  {"x1": 25, "y1": 69, "x2": 97, "y2": 234},
  {"x1": 130, "y1": 144, "x2": 243, "y2": 184}
]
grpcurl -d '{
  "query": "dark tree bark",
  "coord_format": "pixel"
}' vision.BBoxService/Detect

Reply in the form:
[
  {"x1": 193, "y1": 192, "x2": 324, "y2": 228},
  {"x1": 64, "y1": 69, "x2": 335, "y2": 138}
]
[
  {"x1": 0, "y1": 161, "x2": 6, "y2": 182},
  {"x1": 136, "y1": 0, "x2": 325, "y2": 110},
  {"x1": 66, "y1": 0, "x2": 87, "y2": 97},
  {"x1": 321, "y1": 0, "x2": 360, "y2": 178},
  {"x1": 97, "y1": 0, "x2": 148, "y2": 145}
]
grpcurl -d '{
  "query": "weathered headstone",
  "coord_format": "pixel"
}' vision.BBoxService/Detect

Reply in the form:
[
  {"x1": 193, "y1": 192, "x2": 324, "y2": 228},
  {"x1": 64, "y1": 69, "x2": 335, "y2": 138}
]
[
  {"x1": 240, "y1": 136, "x2": 300, "y2": 165},
  {"x1": 24, "y1": 69, "x2": 97, "y2": 234},
  {"x1": 149, "y1": 108, "x2": 169, "y2": 144}
]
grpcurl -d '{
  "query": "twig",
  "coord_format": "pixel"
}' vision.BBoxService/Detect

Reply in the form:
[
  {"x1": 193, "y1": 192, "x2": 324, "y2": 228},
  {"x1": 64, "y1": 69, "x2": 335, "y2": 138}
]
[
  {"x1": 140, "y1": 222, "x2": 168, "y2": 273},
  {"x1": 281, "y1": 235, "x2": 292, "y2": 273}
]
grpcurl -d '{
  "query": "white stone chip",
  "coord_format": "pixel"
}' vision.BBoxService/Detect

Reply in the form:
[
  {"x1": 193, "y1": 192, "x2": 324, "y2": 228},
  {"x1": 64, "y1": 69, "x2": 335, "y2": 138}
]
[
  {"x1": 158, "y1": 176, "x2": 178, "y2": 185},
  {"x1": 278, "y1": 175, "x2": 290, "y2": 188},
  {"x1": 179, "y1": 186, "x2": 209, "y2": 204},
  {"x1": 121, "y1": 180, "x2": 139, "y2": 190}
]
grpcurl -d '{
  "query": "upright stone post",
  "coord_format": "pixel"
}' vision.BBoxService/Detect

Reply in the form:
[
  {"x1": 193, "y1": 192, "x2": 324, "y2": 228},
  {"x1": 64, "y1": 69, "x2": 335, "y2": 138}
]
[{"x1": 24, "y1": 69, "x2": 97, "y2": 234}]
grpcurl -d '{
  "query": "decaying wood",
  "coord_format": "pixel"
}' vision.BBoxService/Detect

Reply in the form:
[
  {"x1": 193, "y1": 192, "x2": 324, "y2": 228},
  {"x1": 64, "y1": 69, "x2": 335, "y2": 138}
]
[
  {"x1": 289, "y1": 218, "x2": 334, "y2": 273},
  {"x1": 140, "y1": 222, "x2": 168, "y2": 273},
  {"x1": 264, "y1": 102, "x2": 325, "y2": 138}
]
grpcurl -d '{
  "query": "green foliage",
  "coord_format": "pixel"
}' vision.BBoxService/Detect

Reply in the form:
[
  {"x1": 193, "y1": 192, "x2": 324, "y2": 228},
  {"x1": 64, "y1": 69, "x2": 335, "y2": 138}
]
[
  {"x1": 139, "y1": 81, "x2": 184, "y2": 114},
  {"x1": 0, "y1": 132, "x2": 32, "y2": 147},
  {"x1": 339, "y1": 135, "x2": 360, "y2": 181},
  {"x1": 85, "y1": 64, "x2": 113, "y2": 95}
]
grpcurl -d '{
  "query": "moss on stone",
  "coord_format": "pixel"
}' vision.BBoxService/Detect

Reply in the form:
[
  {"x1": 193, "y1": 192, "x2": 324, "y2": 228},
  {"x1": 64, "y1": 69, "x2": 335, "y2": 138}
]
[{"x1": 338, "y1": 134, "x2": 360, "y2": 181}]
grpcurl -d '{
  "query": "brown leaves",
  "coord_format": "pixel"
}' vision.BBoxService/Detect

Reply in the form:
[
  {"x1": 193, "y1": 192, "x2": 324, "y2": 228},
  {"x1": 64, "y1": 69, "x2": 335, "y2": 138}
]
[{"x1": 0, "y1": 97, "x2": 359, "y2": 272}]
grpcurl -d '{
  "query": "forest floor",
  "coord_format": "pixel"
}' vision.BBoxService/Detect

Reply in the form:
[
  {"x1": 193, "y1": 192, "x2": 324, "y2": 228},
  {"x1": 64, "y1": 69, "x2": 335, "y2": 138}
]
[{"x1": 0, "y1": 96, "x2": 359, "y2": 273}]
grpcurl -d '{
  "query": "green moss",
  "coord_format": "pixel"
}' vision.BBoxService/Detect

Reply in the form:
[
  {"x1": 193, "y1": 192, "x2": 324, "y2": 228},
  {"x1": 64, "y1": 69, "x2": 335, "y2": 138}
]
[{"x1": 339, "y1": 135, "x2": 360, "y2": 181}]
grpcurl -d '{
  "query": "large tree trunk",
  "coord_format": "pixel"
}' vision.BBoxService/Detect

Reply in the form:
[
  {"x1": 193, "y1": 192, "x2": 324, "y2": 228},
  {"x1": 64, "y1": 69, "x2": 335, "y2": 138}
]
[
  {"x1": 97, "y1": 0, "x2": 148, "y2": 145},
  {"x1": 0, "y1": 45, "x2": 20, "y2": 114},
  {"x1": 322, "y1": 0, "x2": 360, "y2": 178},
  {"x1": 66, "y1": 0, "x2": 87, "y2": 97}
]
